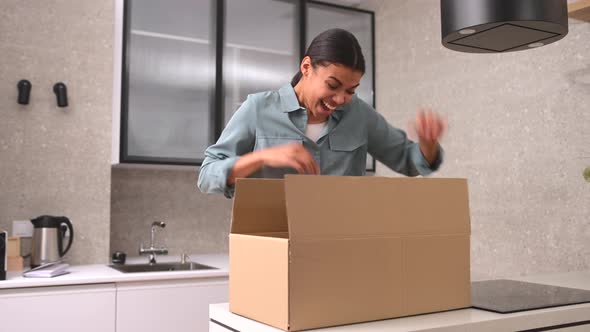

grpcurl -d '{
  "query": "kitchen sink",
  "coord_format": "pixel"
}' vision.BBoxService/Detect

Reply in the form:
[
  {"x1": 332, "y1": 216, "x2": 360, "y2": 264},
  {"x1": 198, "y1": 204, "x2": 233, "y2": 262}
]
[{"x1": 108, "y1": 261, "x2": 216, "y2": 273}]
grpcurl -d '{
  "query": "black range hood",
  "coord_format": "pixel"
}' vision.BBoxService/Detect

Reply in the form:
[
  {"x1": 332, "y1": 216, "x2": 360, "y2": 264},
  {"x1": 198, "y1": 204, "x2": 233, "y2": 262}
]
[{"x1": 441, "y1": 0, "x2": 569, "y2": 53}]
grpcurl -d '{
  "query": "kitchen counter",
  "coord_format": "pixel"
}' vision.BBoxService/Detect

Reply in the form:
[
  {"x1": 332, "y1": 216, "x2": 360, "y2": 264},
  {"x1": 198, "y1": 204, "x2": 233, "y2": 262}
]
[
  {"x1": 0, "y1": 253, "x2": 228, "y2": 289},
  {"x1": 210, "y1": 270, "x2": 590, "y2": 332}
]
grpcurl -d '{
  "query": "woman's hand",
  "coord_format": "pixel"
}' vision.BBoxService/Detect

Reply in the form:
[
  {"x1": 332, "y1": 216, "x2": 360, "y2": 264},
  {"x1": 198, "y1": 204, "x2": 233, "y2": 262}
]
[
  {"x1": 227, "y1": 143, "x2": 319, "y2": 185},
  {"x1": 415, "y1": 109, "x2": 447, "y2": 165},
  {"x1": 258, "y1": 143, "x2": 320, "y2": 175}
]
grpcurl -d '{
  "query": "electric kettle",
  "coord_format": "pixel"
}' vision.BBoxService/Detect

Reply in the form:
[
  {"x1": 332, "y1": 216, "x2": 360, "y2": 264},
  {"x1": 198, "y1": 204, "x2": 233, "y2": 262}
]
[{"x1": 30, "y1": 215, "x2": 74, "y2": 267}]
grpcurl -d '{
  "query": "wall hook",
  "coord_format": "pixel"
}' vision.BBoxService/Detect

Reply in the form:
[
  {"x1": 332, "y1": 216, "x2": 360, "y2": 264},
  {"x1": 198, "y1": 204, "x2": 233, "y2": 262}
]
[
  {"x1": 17, "y1": 79, "x2": 32, "y2": 105},
  {"x1": 53, "y1": 82, "x2": 68, "y2": 107}
]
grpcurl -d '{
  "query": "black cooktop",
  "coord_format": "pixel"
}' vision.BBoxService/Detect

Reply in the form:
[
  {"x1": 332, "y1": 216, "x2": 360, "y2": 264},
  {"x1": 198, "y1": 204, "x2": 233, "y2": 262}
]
[{"x1": 471, "y1": 279, "x2": 590, "y2": 314}]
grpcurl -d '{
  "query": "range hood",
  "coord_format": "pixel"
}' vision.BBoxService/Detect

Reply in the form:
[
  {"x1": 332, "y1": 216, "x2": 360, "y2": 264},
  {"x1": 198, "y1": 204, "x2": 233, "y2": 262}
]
[{"x1": 441, "y1": 0, "x2": 569, "y2": 53}]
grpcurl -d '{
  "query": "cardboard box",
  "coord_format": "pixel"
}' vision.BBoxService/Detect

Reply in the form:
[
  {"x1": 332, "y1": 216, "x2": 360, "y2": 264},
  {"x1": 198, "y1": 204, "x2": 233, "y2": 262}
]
[
  {"x1": 7, "y1": 236, "x2": 20, "y2": 257},
  {"x1": 229, "y1": 175, "x2": 471, "y2": 331},
  {"x1": 7, "y1": 256, "x2": 23, "y2": 272}
]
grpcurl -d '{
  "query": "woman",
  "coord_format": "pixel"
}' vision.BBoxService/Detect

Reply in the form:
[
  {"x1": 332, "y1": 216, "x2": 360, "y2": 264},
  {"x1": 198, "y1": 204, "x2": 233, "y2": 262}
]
[{"x1": 198, "y1": 28, "x2": 446, "y2": 198}]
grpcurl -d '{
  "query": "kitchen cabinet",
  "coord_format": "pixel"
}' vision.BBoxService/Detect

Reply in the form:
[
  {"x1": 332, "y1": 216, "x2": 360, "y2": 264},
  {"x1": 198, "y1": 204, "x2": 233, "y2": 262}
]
[
  {"x1": 0, "y1": 283, "x2": 116, "y2": 332},
  {"x1": 114, "y1": 0, "x2": 300, "y2": 166},
  {"x1": 115, "y1": 0, "x2": 216, "y2": 165},
  {"x1": 209, "y1": 321, "x2": 232, "y2": 331},
  {"x1": 113, "y1": 0, "x2": 376, "y2": 171},
  {"x1": 116, "y1": 278, "x2": 228, "y2": 332},
  {"x1": 223, "y1": 0, "x2": 299, "y2": 123}
]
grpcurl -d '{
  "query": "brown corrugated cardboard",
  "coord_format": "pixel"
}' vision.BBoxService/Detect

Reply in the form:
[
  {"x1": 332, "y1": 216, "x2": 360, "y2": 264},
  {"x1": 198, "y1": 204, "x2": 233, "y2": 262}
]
[
  {"x1": 7, "y1": 256, "x2": 23, "y2": 272},
  {"x1": 7, "y1": 236, "x2": 20, "y2": 257},
  {"x1": 229, "y1": 175, "x2": 471, "y2": 331}
]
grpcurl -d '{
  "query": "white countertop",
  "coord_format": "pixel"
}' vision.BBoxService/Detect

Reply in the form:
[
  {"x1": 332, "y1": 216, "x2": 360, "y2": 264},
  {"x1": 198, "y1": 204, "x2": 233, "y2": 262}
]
[
  {"x1": 210, "y1": 270, "x2": 590, "y2": 332},
  {"x1": 0, "y1": 253, "x2": 228, "y2": 289}
]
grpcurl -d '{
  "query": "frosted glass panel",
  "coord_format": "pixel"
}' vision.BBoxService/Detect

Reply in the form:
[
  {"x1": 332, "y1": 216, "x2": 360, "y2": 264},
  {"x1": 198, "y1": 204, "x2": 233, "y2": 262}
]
[
  {"x1": 126, "y1": 0, "x2": 213, "y2": 161},
  {"x1": 224, "y1": 0, "x2": 299, "y2": 123}
]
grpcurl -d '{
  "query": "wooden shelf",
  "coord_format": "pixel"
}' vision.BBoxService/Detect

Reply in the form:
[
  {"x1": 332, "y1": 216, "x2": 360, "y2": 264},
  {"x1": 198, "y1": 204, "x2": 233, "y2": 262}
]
[{"x1": 569, "y1": 0, "x2": 590, "y2": 22}]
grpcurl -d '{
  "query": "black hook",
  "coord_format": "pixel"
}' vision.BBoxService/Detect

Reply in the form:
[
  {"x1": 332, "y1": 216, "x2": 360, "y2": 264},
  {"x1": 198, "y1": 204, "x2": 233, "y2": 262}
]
[
  {"x1": 17, "y1": 80, "x2": 32, "y2": 105},
  {"x1": 53, "y1": 82, "x2": 68, "y2": 107}
]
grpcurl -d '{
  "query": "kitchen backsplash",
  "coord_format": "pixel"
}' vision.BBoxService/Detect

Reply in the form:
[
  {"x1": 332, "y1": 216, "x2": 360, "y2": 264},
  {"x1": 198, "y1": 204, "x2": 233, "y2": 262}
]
[{"x1": 110, "y1": 167, "x2": 231, "y2": 257}]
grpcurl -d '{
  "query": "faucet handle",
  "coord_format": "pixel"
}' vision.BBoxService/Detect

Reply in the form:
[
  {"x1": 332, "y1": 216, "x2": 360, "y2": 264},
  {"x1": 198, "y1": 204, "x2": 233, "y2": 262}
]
[
  {"x1": 180, "y1": 253, "x2": 190, "y2": 264},
  {"x1": 138, "y1": 243, "x2": 148, "y2": 255}
]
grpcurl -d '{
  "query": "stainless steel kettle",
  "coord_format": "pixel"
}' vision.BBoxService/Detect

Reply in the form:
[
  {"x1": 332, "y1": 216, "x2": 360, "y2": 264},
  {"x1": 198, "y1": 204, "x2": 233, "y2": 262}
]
[{"x1": 30, "y1": 215, "x2": 74, "y2": 267}]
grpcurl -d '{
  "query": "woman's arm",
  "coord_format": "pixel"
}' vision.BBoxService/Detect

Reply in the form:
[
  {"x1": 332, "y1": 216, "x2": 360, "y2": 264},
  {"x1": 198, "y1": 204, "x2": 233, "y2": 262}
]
[
  {"x1": 366, "y1": 105, "x2": 445, "y2": 176},
  {"x1": 227, "y1": 143, "x2": 319, "y2": 185},
  {"x1": 415, "y1": 109, "x2": 446, "y2": 165},
  {"x1": 198, "y1": 95, "x2": 319, "y2": 197},
  {"x1": 197, "y1": 96, "x2": 257, "y2": 197}
]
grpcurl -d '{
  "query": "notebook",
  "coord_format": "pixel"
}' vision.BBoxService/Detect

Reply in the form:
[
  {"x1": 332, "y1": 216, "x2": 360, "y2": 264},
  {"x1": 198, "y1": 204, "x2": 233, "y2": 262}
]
[{"x1": 23, "y1": 262, "x2": 70, "y2": 278}]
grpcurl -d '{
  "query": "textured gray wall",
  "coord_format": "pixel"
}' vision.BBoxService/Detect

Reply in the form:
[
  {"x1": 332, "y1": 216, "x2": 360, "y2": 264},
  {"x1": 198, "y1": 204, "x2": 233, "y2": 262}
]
[
  {"x1": 110, "y1": 168, "x2": 231, "y2": 257},
  {"x1": 363, "y1": 0, "x2": 590, "y2": 280},
  {"x1": 0, "y1": 1, "x2": 113, "y2": 265}
]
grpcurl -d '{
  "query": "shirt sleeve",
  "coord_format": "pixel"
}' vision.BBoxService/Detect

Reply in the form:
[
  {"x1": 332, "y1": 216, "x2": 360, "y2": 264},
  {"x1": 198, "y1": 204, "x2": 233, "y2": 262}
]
[
  {"x1": 366, "y1": 106, "x2": 444, "y2": 176},
  {"x1": 197, "y1": 95, "x2": 257, "y2": 198}
]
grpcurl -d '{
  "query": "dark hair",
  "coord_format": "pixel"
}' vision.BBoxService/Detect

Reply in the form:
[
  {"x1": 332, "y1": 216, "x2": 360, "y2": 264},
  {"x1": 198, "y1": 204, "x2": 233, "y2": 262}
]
[{"x1": 291, "y1": 28, "x2": 365, "y2": 86}]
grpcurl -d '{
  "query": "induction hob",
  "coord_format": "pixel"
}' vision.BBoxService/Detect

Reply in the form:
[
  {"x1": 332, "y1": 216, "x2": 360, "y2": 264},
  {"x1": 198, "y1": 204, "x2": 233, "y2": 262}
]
[{"x1": 471, "y1": 279, "x2": 590, "y2": 314}]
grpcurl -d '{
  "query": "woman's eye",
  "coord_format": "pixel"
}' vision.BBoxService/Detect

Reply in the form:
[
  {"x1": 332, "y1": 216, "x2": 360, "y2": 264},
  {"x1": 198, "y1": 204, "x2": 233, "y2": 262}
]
[
  {"x1": 346, "y1": 90, "x2": 356, "y2": 95},
  {"x1": 327, "y1": 83, "x2": 337, "y2": 90}
]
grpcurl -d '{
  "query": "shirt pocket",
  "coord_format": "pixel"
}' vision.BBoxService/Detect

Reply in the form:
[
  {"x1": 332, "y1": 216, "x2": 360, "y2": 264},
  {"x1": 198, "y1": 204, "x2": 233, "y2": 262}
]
[
  {"x1": 329, "y1": 133, "x2": 366, "y2": 152},
  {"x1": 328, "y1": 134, "x2": 368, "y2": 175},
  {"x1": 252, "y1": 136, "x2": 304, "y2": 178}
]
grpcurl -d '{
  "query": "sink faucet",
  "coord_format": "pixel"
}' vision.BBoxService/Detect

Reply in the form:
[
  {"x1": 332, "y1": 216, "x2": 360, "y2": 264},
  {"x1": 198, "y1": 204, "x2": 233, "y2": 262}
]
[{"x1": 139, "y1": 221, "x2": 168, "y2": 264}]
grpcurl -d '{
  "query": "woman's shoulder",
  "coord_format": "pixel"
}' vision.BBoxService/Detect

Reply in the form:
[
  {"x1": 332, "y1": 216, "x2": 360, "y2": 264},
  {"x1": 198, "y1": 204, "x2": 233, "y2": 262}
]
[
  {"x1": 245, "y1": 88, "x2": 282, "y2": 105},
  {"x1": 241, "y1": 85, "x2": 296, "y2": 115}
]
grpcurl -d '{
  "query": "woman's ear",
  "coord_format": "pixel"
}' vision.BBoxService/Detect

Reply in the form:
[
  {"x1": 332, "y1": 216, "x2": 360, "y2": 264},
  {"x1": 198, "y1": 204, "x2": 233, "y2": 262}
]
[{"x1": 300, "y1": 56, "x2": 312, "y2": 78}]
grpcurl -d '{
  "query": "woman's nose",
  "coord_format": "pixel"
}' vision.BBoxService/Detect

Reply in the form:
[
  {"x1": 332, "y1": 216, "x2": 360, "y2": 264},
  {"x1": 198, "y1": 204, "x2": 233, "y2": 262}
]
[{"x1": 334, "y1": 93, "x2": 347, "y2": 105}]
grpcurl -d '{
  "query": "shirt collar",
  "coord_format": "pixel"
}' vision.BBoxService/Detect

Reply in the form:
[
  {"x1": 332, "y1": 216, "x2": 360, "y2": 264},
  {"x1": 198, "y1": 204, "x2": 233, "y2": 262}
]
[{"x1": 279, "y1": 84, "x2": 302, "y2": 113}]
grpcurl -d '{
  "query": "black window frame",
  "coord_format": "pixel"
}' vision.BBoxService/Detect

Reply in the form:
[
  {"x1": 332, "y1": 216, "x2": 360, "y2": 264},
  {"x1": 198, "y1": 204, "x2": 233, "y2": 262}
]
[{"x1": 120, "y1": 0, "x2": 376, "y2": 172}]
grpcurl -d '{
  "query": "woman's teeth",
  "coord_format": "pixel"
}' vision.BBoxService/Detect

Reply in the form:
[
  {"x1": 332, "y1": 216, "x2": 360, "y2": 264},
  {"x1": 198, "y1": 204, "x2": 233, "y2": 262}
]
[{"x1": 321, "y1": 100, "x2": 337, "y2": 110}]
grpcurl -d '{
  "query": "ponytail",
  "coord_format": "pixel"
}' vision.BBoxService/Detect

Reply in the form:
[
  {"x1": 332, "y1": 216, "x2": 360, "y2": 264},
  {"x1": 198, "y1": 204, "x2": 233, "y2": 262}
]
[{"x1": 291, "y1": 71, "x2": 303, "y2": 86}]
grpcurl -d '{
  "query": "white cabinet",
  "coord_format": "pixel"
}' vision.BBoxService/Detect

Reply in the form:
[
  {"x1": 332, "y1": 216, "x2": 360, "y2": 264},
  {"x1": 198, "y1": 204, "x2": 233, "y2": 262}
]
[
  {"x1": 116, "y1": 277, "x2": 228, "y2": 332},
  {"x1": 0, "y1": 283, "x2": 116, "y2": 332},
  {"x1": 209, "y1": 321, "x2": 232, "y2": 332}
]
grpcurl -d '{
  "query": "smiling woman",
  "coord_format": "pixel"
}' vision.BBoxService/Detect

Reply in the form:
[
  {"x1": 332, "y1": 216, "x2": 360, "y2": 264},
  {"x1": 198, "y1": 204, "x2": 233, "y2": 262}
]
[{"x1": 197, "y1": 28, "x2": 447, "y2": 198}]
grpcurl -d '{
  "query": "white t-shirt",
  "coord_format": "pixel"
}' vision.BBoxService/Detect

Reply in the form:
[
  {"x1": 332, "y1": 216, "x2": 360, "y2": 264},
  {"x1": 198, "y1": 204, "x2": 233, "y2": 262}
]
[{"x1": 306, "y1": 121, "x2": 328, "y2": 142}]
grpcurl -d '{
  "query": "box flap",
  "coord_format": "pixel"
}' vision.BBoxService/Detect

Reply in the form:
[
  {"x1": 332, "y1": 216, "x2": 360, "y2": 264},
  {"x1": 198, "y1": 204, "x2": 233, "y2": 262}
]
[
  {"x1": 284, "y1": 175, "x2": 470, "y2": 240},
  {"x1": 231, "y1": 178, "x2": 288, "y2": 234}
]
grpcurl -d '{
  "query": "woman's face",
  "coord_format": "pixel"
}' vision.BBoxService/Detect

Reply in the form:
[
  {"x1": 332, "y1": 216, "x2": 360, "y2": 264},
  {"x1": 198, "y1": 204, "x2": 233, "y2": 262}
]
[{"x1": 300, "y1": 58, "x2": 363, "y2": 120}]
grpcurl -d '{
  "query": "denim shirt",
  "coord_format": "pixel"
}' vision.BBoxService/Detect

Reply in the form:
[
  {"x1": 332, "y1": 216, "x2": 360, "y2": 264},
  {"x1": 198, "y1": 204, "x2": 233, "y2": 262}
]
[{"x1": 198, "y1": 84, "x2": 443, "y2": 198}]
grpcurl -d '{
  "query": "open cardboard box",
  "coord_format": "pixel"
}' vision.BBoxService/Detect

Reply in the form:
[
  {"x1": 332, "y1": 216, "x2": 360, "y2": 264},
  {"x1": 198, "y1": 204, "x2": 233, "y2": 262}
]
[{"x1": 230, "y1": 175, "x2": 471, "y2": 331}]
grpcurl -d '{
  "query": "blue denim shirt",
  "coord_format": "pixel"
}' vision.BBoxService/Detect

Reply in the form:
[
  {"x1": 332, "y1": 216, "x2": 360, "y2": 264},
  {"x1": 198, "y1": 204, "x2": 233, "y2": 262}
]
[{"x1": 198, "y1": 84, "x2": 443, "y2": 198}]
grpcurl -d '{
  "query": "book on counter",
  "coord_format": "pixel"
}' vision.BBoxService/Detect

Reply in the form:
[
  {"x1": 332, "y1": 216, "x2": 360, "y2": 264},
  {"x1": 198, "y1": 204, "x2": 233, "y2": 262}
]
[{"x1": 23, "y1": 261, "x2": 70, "y2": 278}]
